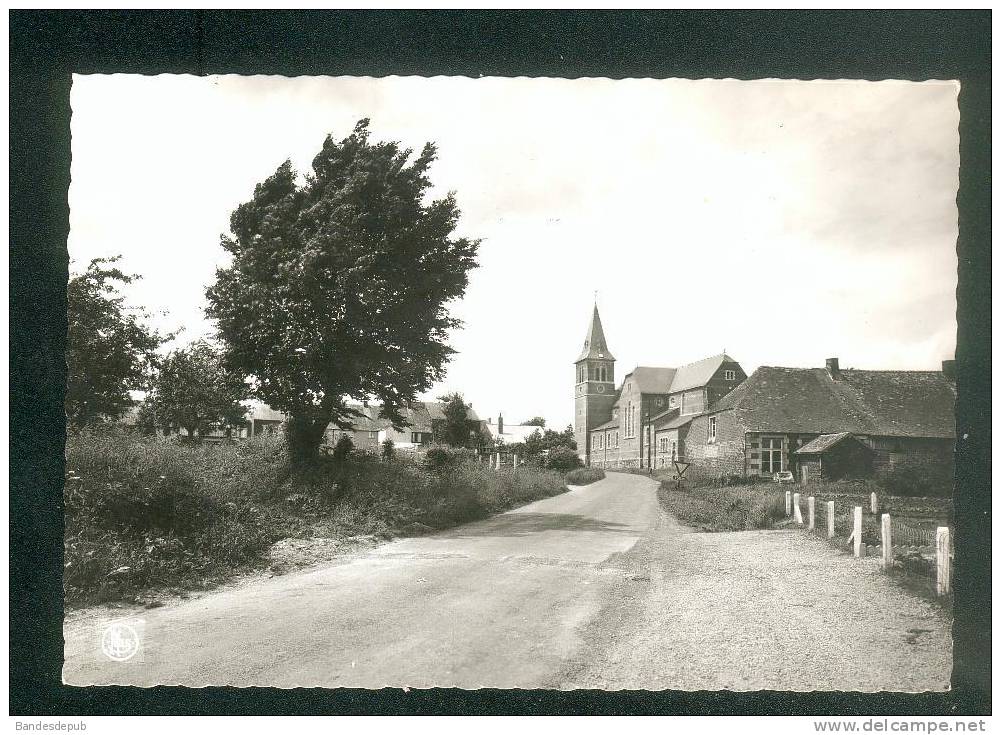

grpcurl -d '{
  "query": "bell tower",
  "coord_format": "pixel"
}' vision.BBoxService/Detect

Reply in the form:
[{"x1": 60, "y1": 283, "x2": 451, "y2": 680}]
[{"x1": 574, "y1": 304, "x2": 616, "y2": 464}]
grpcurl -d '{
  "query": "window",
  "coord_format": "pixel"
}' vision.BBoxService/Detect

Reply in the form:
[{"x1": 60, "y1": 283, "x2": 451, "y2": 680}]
[
  {"x1": 656, "y1": 397, "x2": 664, "y2": 407},
  {"x1": 708, "y1": 416, "x2": 717, "y2": 443},
  {"x1": 724, "y1": 370, "x2": 736, "y2": 381},
  {"x1": 614, "y1": 431, "x2": 619, "y2": 447},
  {"x1": 669, "y1": 395, "x2": 678, "y2": 408},
  {"x1": 760, "y1": 436, "x2": 783, "y2": 474}
]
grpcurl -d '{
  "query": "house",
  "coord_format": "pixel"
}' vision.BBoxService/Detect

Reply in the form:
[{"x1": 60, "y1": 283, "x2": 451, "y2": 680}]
[
  {"x1": 482, "y1": 414, "x2": 545, "y2": 447},
  {"x1": 680, "y1": 358, "x2": 956, "y2": 482},
  {"x1": 377, "y1": 401, "x2": 483, "y2": 451},
  {"x1": 575, "y1": 304, "x2": 747, "y2": 468}
]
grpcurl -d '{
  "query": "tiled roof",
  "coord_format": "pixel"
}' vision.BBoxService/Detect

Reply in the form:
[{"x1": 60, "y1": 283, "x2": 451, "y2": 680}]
[
  {"x1": 794, "y1": 432, "x2": 854, "y2": 454},
  {"x1": 711, "y1": 366, "x2": 955, "y2": 439},
  {"x1": 668, "y1": 353, "x2": 737, "y2": 393},
  {"x1": 619, "y1": 353, "x2": 738, "y2": 398}
]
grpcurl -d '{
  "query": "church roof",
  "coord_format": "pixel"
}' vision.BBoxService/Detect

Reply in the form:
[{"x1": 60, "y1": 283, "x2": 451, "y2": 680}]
[
  {"x1": 576, "y1": 305, "x2": 615, "y2": 362},
  {"x1": 626, "y1": 366, "x2": 677, "y2": 394},
  {"x1": 669, "y1": 353, "x2": 738, "y2": 393}
]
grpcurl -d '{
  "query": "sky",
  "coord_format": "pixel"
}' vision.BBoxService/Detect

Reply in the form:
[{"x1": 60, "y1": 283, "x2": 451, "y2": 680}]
[{"x1": 69, "y1": 75, "x2": 959, "y2": 429}]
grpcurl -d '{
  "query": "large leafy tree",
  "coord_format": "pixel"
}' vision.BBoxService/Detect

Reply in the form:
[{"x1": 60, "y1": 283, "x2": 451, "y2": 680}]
[
  {"x1": 141, "y1": 340, "x2": 248, "y2": 438},
  {"x1": 206, "y1": 120, "x2": 479, "y2": 462},
  {"x1": 66, "y1": 257, "x2": 168, "y2": 427}
]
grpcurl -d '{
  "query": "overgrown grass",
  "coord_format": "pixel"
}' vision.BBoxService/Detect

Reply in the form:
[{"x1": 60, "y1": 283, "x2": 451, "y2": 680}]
[
  {"x1": 565, "y1": 467, "x2": 606, "y2": 486},
  {"x1": 658, "y1": 481, "x2": 787, "y2": 532},
  {"x1": 64, "y1": 428, "x2": 567, "y2": 606}
]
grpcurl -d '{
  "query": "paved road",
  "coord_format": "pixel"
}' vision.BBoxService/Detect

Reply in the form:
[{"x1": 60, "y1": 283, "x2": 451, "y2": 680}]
[{"x1": 63, "y1": 473, "x2": 951, "y2": 690}]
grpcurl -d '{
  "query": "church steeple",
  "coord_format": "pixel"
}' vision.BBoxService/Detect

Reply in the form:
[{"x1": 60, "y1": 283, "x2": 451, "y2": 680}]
[{"x1": 577, "y1": 304, "x2": 615, "y2": 362}]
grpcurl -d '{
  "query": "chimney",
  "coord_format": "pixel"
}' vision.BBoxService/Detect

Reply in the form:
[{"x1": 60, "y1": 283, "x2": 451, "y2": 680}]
[
  {"x1": 942, "y1": 359, "x2": 956, "y2": 381},
  {"x1": 826, "y1": 357, "x2": 841, "y2": 379},
  {"x1": 498, "y1": 413, "x2": 504, "y2": 434}
]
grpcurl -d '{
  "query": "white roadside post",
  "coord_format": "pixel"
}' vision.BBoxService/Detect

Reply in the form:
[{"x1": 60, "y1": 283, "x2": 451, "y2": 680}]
[
  {"x1": 785, "y1": 490, "x2": 792, "y2": 517},
  {"x1": 793, "y1": 492, "x2": 803, "y2": 525},
  {"x1": 870, "y1": 492, "x2": 879, "y2": 514},
  {"x1": 826, "y1": 501, "x2": 835, "y2": 538},
  {"x1": 880, "y1": 513, "x2": 892, "y2": 570},
  {"x1": 513, "y1": 454, "x2": 519, "y2": 470},
  {"x1": 495, "y1": 452, "x2": 501, "y2": 470},
  {"x1": 852, "y1": 506, "x2": 863, "y2": 558},
  {"x1": 936, "y1": 527, "x2": 951, "y2": 595},
  {"x1": 807, "y1": 496, "x2": 815, "y2": 531}
]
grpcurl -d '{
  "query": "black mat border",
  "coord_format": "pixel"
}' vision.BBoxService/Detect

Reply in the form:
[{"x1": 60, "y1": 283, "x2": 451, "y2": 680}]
[{"x1": 10, "y1": 9, "x2": 991, "y2": 716}]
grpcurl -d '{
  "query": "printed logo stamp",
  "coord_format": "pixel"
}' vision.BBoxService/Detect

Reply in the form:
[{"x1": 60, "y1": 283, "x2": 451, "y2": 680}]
[{"x1": 101, "y1": 621, "x2": 140, "y2": 662}]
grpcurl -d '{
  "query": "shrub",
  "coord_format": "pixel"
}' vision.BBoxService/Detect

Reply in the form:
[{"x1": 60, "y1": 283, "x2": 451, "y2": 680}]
[
  {"x1": 381, "y1": 438, "x2": 395, "y2": 460},
  {"x1": 565, "y1": 467, "x2": 605, "y2": 486},
  {"x1": 331, "y1": 435, "x2": 354, "y2": 464},
  {"x1": 546, "y1": 447, "x2": 582, "y2": 472},
  {"x1": 877, "y1": 459, "x2": 952, "y2": 497},
  {"x1": 659, "y1": 483, "x2": 786, "y2": 531}
]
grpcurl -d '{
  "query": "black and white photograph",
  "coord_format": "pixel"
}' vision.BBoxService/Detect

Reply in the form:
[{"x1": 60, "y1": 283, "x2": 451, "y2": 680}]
[
  {"x1": 10, "y1": 9, "x2": 991, "y2": 723},
  {"x1": 58, "y1": 73, "x2": 963, "y2": 691}
]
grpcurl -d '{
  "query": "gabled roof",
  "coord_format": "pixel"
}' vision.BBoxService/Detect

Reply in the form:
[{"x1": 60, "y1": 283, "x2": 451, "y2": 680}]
[
  {"x1": 618, "y1": 353, "x2": 739, "y2": 399},
  {"x1": 669, "y1": 353, "x2": 737, "y2": 393},
  {"x1": 624, "y1": 366, "x2": 677, "y2": 394},
  {"x1": 710, "y1": 366, "x2": 955, "y2": 439},
  {"x1": 576, "y1": 305, "x2": 615, "y2": 362},
  {"x1": 795, "y1": 432, "x2": 857, "y2": 455}
]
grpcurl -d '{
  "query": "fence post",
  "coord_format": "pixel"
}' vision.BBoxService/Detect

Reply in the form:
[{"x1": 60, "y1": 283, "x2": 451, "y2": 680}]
[
  {"x1": 826, "y1": 500, "x2": 835, "y2": 538},
  {"x1": 852, "y1": 506, "x2": 863, "y2": 558},
  {"x1": 513, "y1": 454, "x2": 519, "y2": 469},
  {"x1": 936, "y1": 527, "x2": 951, "y2": 595},
  {"x1": 881, "y1": 513, "x2": 892, "y2": 569},
  {"x1": 495, "y1": 452, "x2": 501, "y2": 470},
  {"x1": 807, "y1": 496, "x2": 815, "y2": 531},
  {"x1": 793, "y1": 492, "x2": 803, "y2": 525},
  {"x1": 785, "y1": 490, "x2": 792, "y2": 517},
  {"x1": 870, "y1": 492, "x2": 879, "y2": 514}
]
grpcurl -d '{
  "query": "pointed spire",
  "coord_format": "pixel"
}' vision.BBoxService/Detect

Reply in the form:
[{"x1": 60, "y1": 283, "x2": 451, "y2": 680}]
[{"x1": 577, "y1": 304, "x2": 615, "y2": 362}]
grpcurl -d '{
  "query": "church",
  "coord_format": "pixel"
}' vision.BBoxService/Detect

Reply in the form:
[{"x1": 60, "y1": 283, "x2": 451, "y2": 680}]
[
  {"x1": 573, "y1": 305, "x2": 746, "y2": 470},
  {"x1": 573, "y1": 305, "x2": 956, "y2": 485}
]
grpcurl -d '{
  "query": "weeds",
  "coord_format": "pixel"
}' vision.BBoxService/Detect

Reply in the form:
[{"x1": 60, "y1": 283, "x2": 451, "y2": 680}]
[
  {"x1": 565, "y1": 467, "x2": 606, "y2": 486},
  {"x1": 64, "y1": 428, "x2": 567, "y2": 606},
  {"x1": 658, "y1": 482, "x2": 787, "y2": 531}
]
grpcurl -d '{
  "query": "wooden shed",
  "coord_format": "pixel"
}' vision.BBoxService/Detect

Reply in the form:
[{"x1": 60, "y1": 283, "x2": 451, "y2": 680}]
[{"x1": 794, "y1": 432, "x2": 874, "y2": 483}]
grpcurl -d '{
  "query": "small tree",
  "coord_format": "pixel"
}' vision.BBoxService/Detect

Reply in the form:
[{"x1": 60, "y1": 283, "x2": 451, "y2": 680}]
[
  {"x1": 523, "y1": 416, "x2": 546, "y2": 427},
  {"x1": 438, "y1": 392, "x2": 477, "y2": 448},
  {"x1": 331, "y1": 435, "x2": 354, "y2": 466},
  {"x1": 142, "y1": 340, "x2": 248, "y2": 439},
  {"x1": 66, "y1": 257, "x2": 170, "y2": 427},
  {"x1": 381, "y1": 438, "x2": 395, "y2": 461},
  {"x1": 205, "y1": 120, "x2": 479, "y2": 463}
]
